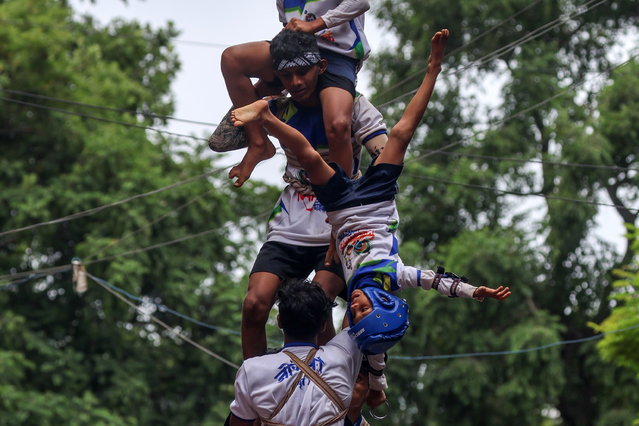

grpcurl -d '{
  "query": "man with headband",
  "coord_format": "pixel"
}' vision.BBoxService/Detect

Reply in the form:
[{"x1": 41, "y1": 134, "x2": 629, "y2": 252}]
[{"x1": 213, "y1": 1, "x2": 372, "y2": 188}]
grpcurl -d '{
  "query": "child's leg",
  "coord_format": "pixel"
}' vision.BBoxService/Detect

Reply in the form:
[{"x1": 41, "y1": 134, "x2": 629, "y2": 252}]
[
  {"x1": 220, "y1": 42, "x2": 278, "y2": 187},
  {"x1": 373, "y1": 29, "x2": 449, "y2": 166},
  {"x1": 241, "y1": 272, "x2": 281, "y2": 359},
  {"x1": 319, "y1": 87, "x2": 354, "y2": 175},
  {"x1": 232, "y1": 100, "x2": 336, "y2": 186}
]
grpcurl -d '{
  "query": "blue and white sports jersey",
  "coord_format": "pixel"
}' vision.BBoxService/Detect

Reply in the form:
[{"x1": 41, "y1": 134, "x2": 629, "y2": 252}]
[{"x1": 277, "y1": 0, "x2": 371, "y2": 62}]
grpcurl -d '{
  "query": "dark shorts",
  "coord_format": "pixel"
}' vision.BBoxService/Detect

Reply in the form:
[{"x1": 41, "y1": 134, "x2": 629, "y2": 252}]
[
  {"x1": 318, "y1": 49, "x2": 358, "y2": 97},
  {"x1": 318, "y1": 72, "x2": 356, "y2": 98},
  {"x1": 312, "y1": 162, "x2": 404, "y2": 212},
  {"x1": 251, "y1": 241, "x2": 343, "y2": 280}
]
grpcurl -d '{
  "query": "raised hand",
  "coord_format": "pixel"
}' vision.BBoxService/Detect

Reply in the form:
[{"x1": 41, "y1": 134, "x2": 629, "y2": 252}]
[
  {"x1": 428, "y1": 29, "x2": 449, "y2": 72},
  {"x1": 474, "y1": 285, "x2": 511, "y2": 301}
]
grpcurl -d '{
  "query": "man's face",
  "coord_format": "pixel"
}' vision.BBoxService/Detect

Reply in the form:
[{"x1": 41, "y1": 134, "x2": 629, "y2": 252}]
[
  {"x1": 350, "y1": 289, "x2": 373, "y2": 324},
  {"x1": 275, "y1": 60, "x2": 326, "y2": 105}
]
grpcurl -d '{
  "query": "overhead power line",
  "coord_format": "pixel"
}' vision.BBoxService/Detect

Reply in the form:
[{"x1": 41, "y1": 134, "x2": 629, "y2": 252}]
[
  {"x1": 374, "y1": 0, "x2": 546, "y2": 100},
  {"x1": 90, "y1": 273, "x2": 241, "y2": 336},
  {"x1": 0, "y1": 166, "x2": 230, "y2": 239},
  {"x1": 426, "y1": 150, "x2": 639, "y2": 173},
  {"x1": 406, "y1": 54, "x2": 639, "y2": 162},
  {"x1": 375, "y1": 0, "x2": 609, "y2": 109},
  {"x1": 403, "y1": 173, "x2": 639, "y2": 213},
  {"x1": 0, "y1": 265, "x2": 73, "y2": 285},
  {"x1": 393, "y1": 322, "x2": 639, "y2": 361},
  {"x1": 6, "y1": 265, "x2": 636, "y2": 365},
  {"x1": 0, "y1": 96, "x2": 210, "y2": 143},
  {"x1": 84, "y1": 188, "x2": 217, "y2": 261},
  {"x1": 2, "y1": 89, "x2": 218, "y2": 127},
  {"x1": 0, "y1": 206, "x2": 273, "y2": 285},
  {"x1": 174, "y1": 39, "x2": 230, "y2": 49},
  {"x1": 88, "y1": 273, "x2": 240, "y2": 369}
]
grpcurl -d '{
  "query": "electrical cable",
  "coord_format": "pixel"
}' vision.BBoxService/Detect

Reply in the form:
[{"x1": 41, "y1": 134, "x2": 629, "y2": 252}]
[
  {"x1": 0, "y1": 272, "x2": 51, "y2": 290},
  {"x1": 403, "y1": 173, "x2": 639, "y2": 213},
  {"x1": 0, "y1": 206, "x2": 273, "y2": 285},
  {"x1": 84, "y1": 188, "x2": 217, "y2": 261},
  {"x1": 88, "y1": 273, "x2": 241, "y2": 336},
  {"x1": 0, "y1": 265, "x2": 73, "y2": 286},
  {"x1": 0, "y1": 165, "x2": 230, "y2": 239},
  {"x1": 0, "y1": 95, "x2": 209, "y2": 143},
  {"x1": 1, "y1": 262, "x2": 280, "y2": 346},
  {"x1": 1, "y1": 88, "x2": 218, "y2": 127},
  {"x1": 405, "y1": 53, "x2": 639, "y2": 162},
  {"x1": 88, "y1": 273, "x2": 240, "y2": 369},
  {"x1": 375, "y1": 0, "x2": 609, "y2": 109},
  {"x1": 85, "y1": 228, "x2": 221, "y2": 265},
  {"x1": 9, "y1": 267, "x2": 634, "y2": 366},
  {"x1": 392, "y1": 322, "x2": 639, "y2": 360},
  {"x1": 374, "y1": 0, "x2": 546, "y2": 100},
  {"x1": 423, "y1": 149, "x2": 639, "y2": 173}
]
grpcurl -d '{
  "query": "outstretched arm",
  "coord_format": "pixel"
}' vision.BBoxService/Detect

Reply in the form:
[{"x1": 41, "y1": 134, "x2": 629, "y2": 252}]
[
  {"x1": 374, "y1": 29, "x2": 449, "y2": 166},
  {"x1": 396, "y1": 263, "x2": 511, "y2": 301}
]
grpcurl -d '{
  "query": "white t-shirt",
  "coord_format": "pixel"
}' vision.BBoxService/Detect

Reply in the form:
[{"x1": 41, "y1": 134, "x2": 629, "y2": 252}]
[
  {"x1": 230, "y1": 330, "x2": 362, "y2": 425},
  {"x1": 267, "y1": 94, "x2": 386, "y2": 247},
  {"x1": 267, "y1": 184, "x2": 331, "y2": 246}
]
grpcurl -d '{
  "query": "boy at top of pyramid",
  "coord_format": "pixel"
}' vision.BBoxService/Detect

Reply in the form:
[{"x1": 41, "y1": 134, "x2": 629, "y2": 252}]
[{"x1": 231, "y1": 29, "x2": 511, "y2": 354}]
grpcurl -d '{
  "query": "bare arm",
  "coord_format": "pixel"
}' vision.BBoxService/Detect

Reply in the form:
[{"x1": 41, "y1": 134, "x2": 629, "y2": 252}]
[
  {"x1": 373, "y1": 29, "x2": 449, "y2": 166},
  {"x1": 390, "y1": 29, "x2": 448, "y2": 144}
]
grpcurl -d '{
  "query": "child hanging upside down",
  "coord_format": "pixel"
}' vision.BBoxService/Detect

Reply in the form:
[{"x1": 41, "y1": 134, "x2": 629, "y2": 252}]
[{"x1": 231, "y1": 28, "x2": 511, "y2": 354}]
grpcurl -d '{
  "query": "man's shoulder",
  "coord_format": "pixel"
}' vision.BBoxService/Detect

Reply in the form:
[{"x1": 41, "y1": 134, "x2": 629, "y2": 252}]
[
  {"x1": 240, "y1": 350, "x2": 286, "y2": 371},
  {"x1": 321, "y1": 329, "x2": 359, "y2": 357}
]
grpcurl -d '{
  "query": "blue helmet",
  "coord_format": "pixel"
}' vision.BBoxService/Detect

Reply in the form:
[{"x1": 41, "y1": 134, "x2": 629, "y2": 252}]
[{"x1": 347, "y1": 286, "x2": 409, "y2": 355}]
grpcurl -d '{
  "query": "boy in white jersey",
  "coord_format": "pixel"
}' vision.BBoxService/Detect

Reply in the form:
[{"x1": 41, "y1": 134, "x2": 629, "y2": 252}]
[
  {"x1": 214, "y1": 0, "x2": 371, "y2": 187},
  {"x1": 231, "y1": 29, "x2": 512, "y2": 355}
]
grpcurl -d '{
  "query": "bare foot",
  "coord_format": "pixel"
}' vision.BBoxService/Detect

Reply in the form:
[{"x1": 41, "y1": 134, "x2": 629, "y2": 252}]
[
  {"x1": 231, "y1": 99, "x2": 270, "y2": 127},
  {"x1": 228, "y1": 139, "x2": 276, "y2": 187},
  {"x1": 429, "y1": 29, "x2": 449, "y2": 68}
]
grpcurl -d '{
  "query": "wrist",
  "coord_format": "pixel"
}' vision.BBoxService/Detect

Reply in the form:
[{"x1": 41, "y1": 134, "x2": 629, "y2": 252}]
[
  {"x1": 428, "y1": 63, "x2": 442, "y2": 74},
  {"x1": 313, "y1": 17, "x2": 327, "y2": 32}
]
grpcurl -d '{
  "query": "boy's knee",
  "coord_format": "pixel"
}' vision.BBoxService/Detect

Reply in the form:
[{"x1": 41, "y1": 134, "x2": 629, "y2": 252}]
[
  {"x1": 221, "y1": 46, "x2": 242, "y2": 73},
  {"x1": 242, "y1": 292, "x2": 272, "y2": 323},
  {"x1": 325, "y1": 116, "x2": 351, "y2": 140}
]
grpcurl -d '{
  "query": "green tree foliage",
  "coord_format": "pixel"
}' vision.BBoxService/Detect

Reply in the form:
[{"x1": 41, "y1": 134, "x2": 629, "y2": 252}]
[
  {"x1": 369, "y1": 0, "x2": 639, "y2": 424},
  {"x1": 0, "y1": 0, "x2": 277, "y2": 424},
  {"x1": 595, "y1": 225, "x2": 639, "y2": 424}
]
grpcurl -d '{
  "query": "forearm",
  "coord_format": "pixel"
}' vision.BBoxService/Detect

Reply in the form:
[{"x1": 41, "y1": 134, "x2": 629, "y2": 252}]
[
  {"x1": 393, "y1": 65, "x2": 441, "y2": 139},
  {"x1": 321, "y1": 0, "x2": 370, "y2": 28},
  {"x1": 397, "y1": 264, "x2": 482, "y2": 300}
]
